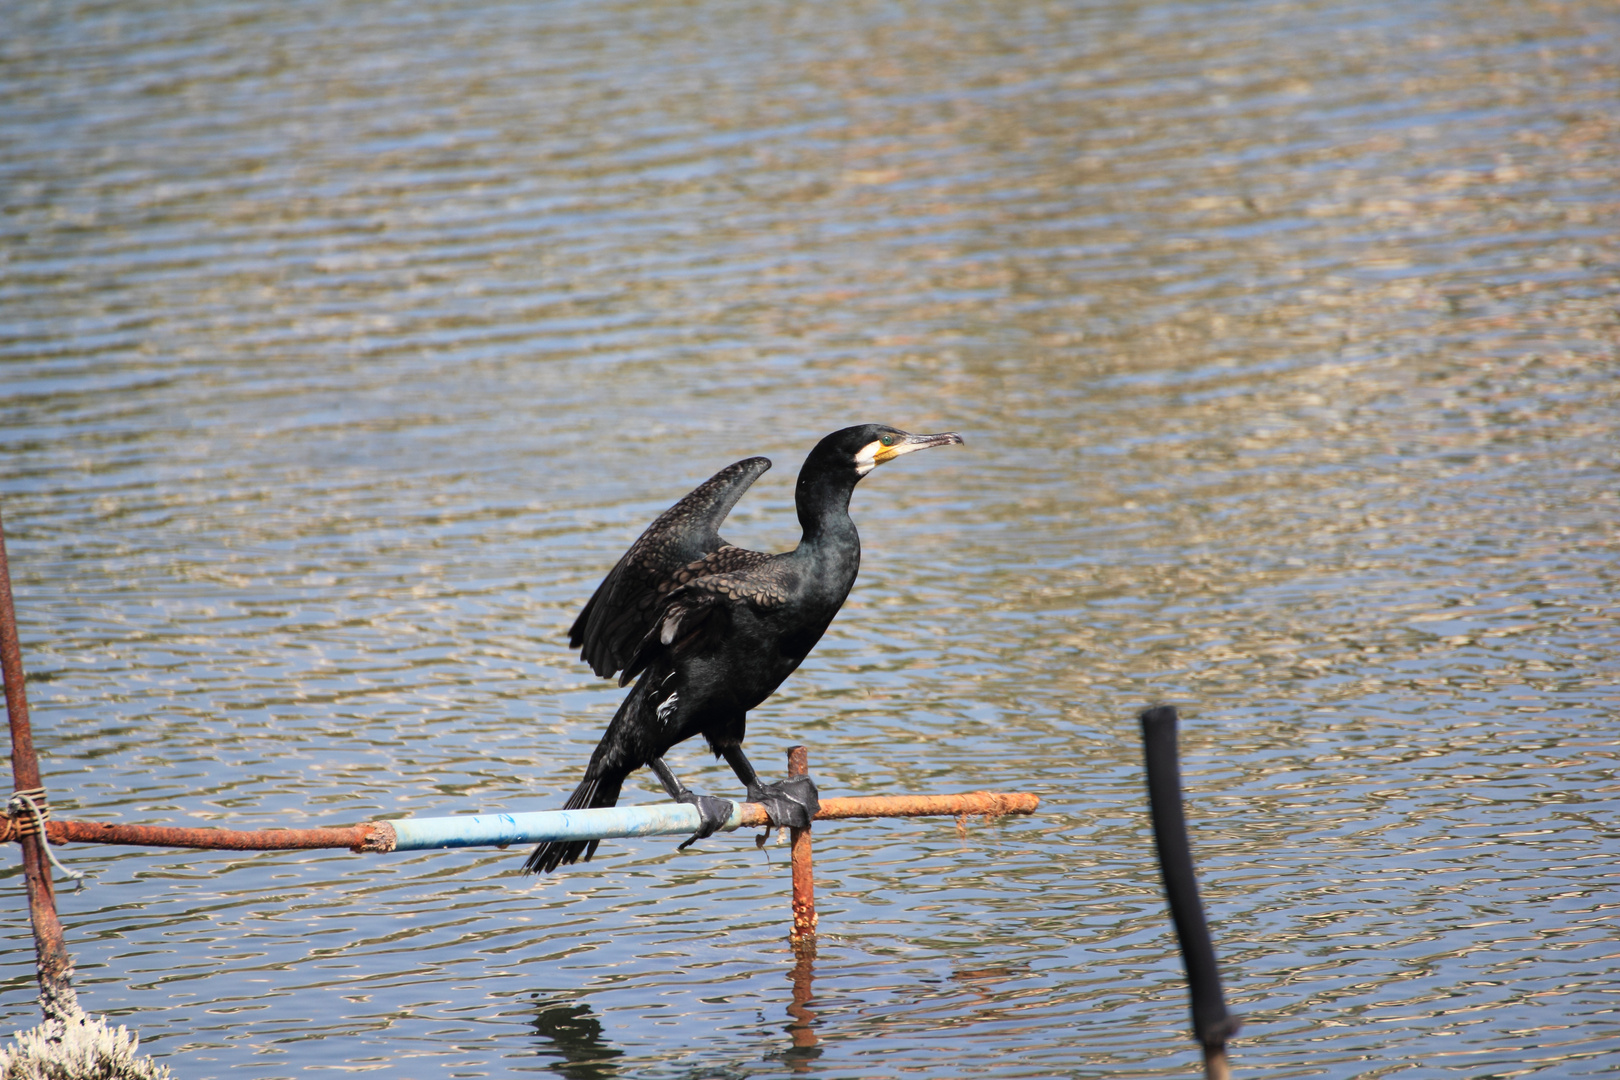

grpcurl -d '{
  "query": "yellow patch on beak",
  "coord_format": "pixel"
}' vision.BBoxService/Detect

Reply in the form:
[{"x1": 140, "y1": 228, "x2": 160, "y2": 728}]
[{"x1": 872, "y1": 441, "x2": 904, "y2": 465}]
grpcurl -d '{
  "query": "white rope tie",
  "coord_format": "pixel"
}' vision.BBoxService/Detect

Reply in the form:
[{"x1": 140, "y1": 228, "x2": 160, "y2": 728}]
[{"x1": 7, "y1": 789, "x2": 87, "y2": 890}]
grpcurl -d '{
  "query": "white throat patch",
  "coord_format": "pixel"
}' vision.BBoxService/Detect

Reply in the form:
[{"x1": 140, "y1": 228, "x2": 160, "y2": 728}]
[{"x1": 854, "y1": 440, "x2": 882, "y2": 476}]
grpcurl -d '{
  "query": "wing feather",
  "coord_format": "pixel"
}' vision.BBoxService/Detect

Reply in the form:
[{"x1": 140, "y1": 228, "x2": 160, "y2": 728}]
[
  {"x1": 570, "y1": 456, "x2": 771, "y2": 678},
  {"x1": 619, "y1": 560, "x2": 797, "y2": 686}
]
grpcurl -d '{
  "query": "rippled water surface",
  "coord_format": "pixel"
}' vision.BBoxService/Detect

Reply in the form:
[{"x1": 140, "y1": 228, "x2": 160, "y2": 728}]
[{"x1": 3, "y1": 0, "x2": 1619, "y2": 1076}]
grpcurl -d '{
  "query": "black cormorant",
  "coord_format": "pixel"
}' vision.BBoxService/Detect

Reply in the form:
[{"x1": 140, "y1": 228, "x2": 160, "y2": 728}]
[{"x1": 523, "y1": 424, "x2": 963, "y2": 874}]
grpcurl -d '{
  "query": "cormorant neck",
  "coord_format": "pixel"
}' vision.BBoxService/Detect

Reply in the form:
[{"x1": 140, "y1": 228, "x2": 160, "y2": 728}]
[{"x1": 795, "y1": 469, "x2": 860, "y2": 549}]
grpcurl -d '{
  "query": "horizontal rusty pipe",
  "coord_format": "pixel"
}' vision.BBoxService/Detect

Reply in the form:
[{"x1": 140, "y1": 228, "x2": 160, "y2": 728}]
[
  {"x1": 6, "y1": 790, "x2": 1038, "y2": 853},
  {"x1": 5, "y1": 818, "x2": 391, "y2": 852},
  {"x1": 747, "y1": 790, "x2": 1040, "y2": 826}
]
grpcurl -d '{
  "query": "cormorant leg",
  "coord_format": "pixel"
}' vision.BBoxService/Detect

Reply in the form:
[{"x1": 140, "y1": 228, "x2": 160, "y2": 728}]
[
  {"x1": 719, "y1": 743, "x2": 820, "y2": 830},
  {"x1": 648, "y1": 757, "x2": 734, "y2": 851}
]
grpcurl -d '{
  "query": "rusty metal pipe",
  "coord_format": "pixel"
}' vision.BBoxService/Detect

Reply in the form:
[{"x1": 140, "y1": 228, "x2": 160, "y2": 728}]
[
  {"x1": 0, "y1": 509, "x2": 80, "y2": 1020},
  {"x1": 8, "y1": 790, "x2": 1040, "y2": 852},
  {"x1": 14, "y1": 818, "x2": 390, "y2": 852},
  {"x1": 741, "y1": 790, "x2": 1040, "y2": 826},
  {"x1": 787, "y1": 746, "x2": 816, "y2": 943}
]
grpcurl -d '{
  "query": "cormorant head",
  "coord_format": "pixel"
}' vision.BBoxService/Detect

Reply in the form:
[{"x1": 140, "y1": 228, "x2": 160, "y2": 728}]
[{"x1": 806, "y1": 424, "x2": 965, "y2": 481}]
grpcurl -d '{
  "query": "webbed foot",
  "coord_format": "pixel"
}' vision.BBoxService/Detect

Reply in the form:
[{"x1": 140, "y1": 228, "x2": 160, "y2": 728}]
[
  {"x1": 747, "y1": 775, "x2": 821, "y2": 830},
  {"x1": 675, "y1": 791, "x2": 735, "y2": 851}
]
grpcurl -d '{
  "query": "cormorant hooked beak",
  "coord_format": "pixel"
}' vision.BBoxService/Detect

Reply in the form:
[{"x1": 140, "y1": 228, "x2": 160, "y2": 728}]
[{"x1": 856, "y1": 430, "x2": 965, "y2": 475}]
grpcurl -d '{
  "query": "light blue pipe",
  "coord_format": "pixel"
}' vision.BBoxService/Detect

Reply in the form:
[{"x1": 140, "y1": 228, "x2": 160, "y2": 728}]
[{"x1": 387, "y1": 801, "x2": 749, "y2": 851}]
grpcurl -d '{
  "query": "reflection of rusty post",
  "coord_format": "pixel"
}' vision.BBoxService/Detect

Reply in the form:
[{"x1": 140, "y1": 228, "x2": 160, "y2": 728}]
[
  {"x1": 787, "y1": 746, "x2": 816, "y2": 943},
  {"x1": 0, "y1": 510, "x2": 79, "y2": 1020},
  {"x1": 785, "y1": 935, "x2": 818, "y2": 1058}
]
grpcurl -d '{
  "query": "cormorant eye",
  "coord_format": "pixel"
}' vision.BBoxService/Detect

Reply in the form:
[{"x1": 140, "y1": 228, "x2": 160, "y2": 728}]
[{"x1": 880, "y1": 434, "x2": 895, "y2": 447}]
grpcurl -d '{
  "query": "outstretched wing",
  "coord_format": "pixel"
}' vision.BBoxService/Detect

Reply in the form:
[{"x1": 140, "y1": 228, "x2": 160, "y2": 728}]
[
  {"x1": 569, "y1": 456, "x2": 771, "y2": 678},
  {"x1": 619, "y1": 560, "x2": 798, "y2": 686}
]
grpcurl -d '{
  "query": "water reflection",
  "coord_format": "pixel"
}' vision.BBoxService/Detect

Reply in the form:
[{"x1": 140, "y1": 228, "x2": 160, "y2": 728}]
[
  {"x1": 781, "y1": 942, "x2": 820, "y2": 1069},
  {"x1": 531, "y1": 996, "x2": 623, "y2": 1080}
]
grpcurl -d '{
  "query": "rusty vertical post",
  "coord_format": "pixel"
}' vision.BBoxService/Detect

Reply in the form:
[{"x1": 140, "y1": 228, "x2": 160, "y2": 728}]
[
  {"x1": 787, "y1": 745, "x2": 816, "y2": 943},
  {"x1": 784, "y1": 745, "x2": 818, "y2": 1058},
  {"x1": 0, "y1": 508, "x2": 80, "y2": 1020}
]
